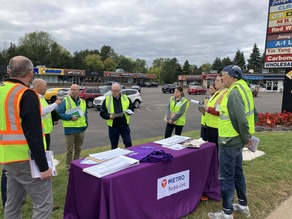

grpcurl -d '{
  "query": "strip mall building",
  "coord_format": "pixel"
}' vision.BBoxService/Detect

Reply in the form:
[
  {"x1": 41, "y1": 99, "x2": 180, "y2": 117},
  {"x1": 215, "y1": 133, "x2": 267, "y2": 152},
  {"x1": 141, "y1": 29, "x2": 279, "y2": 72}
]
[
  {"x1": 0, "y1": 65, "x2": 284, "y2": 92},
  {"x1": 0, "y1": 66, "x2": 157, "y2": 87},
  {"x1": 178, "y1": 72, "x2": 285, "y2": 92}
]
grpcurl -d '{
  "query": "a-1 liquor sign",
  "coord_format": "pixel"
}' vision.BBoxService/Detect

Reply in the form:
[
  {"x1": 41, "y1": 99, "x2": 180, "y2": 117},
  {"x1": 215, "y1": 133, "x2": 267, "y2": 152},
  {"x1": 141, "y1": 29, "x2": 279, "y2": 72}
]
[{"x1": 264, "y1": 0, "x2": 292, "y2": 68}]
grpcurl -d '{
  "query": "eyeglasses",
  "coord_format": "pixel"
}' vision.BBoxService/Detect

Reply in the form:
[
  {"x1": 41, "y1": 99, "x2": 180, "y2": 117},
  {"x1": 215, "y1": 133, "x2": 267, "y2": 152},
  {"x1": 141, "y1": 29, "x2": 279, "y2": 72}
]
[{"x1": 111, "y1": 89, "x2": 120, "y2": 92}]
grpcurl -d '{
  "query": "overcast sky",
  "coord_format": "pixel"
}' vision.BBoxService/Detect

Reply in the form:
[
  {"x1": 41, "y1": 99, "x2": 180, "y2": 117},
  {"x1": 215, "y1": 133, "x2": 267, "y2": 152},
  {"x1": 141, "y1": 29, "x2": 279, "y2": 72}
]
[{"x1": 0, "y1": 0, "x2": 268, "y2": 67}]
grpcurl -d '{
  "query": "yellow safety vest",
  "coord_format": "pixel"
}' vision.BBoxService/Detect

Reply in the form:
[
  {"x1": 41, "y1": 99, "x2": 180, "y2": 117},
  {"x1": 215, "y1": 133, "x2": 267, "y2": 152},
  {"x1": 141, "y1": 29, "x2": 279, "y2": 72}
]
[
  {"x1": 200, "y1": 97, "x2": 209, "y2": 126},
  {"x1": 0, "y1": 82, "x2": 46, "y2": 164},
  {"x1": 169, "y1": 96, "x2": 190, "y2": 126},
  {"x1": 205, "y1": 89, "x2": 227, "y2": 128},
  {"x1": 105, "y1": 94, "x2": 130, "y2": 127},
  {"x1": 40, "y1": 97, "x2": 53, "y2": 134},
  {"x1": 61, "y1": 96, "x2": 87, "y2": 127},
  {"x1": 219, "y1": 80, "x2": 255, "y2": 137}
]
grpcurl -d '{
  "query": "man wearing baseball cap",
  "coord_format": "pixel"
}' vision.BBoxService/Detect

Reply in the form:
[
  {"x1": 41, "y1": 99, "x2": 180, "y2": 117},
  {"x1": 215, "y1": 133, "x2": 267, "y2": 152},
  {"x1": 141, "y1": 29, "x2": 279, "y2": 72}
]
[{"x1": 208, "y1": 65, "x2": 255, "y2": 219}]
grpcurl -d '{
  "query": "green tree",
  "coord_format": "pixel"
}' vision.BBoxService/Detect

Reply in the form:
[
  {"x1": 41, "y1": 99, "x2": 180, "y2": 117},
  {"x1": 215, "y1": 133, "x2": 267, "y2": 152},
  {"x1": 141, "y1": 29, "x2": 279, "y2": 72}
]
[
  {"x1": 100, "y1": 45, "x2": 116, "y2": 62},
  {"x1": 233, "y1": 50, "x2": 246, "y2": 70},
  {"x1": 190, "y1": 65, "x2": 199, "y2": 75},
  {"x1": 47, "y1": 42, "x2": 72, "y2": 68},
  {"x1": 103, "y1": 57, "x2": 117, "y2": 71},
  {"x1": 197, "y1": 66, "x2": 203, "y2": 74},
  {"x1": 212, "y1": 57, "x2": 223, "y2": 71},
  {"x1": 221, "y1": 57, "x2": 233, "y2": 67},
  {"x1": 152, "y1": 58, "x2": 165, "y2": 68},
  {"x1": 72, "y1": 49, "x2": 92, "y2": 70},
  {"x1": 148, "y1": 66, "x2": 162, "y2": 83},
  {"x1": 17, "y1": 31, "x2": 55, "y2": 66},
  {"x1": 160, "y1": 58, "x2": 180, "y2": 83},
  {"x1": 133, "y1": 58, "x2": 147, "y2": 73},
  {"x1": 85, "y1": 54, "x2": 104, "y2": 71},
  {"x1": 247, "y1": 43, "x2": 262, "y2": 73},
  {"x1": 182, "y1": 60, "x2": 191, "y2": 75},
  {"x1": 0, "y1": 42, "x2": 18, "y2": 65},
  {"x1": 117, "y1": 55, "x2": 133, "y2": 72},
  {"x1": 201, "y1": 63, "x2": 212, "y2": 73}
]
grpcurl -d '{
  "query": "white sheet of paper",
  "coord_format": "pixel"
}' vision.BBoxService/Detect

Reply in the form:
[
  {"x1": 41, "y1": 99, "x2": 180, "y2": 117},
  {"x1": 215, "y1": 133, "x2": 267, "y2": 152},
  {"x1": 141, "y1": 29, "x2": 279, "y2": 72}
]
[{"x1": 154, "y1": 135, "x2": 191, "y2": 146}]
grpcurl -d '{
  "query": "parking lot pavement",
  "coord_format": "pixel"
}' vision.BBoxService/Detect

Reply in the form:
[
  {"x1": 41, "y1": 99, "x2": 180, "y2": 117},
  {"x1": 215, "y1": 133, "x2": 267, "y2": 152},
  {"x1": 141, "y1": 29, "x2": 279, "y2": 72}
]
[{"x1": 50, "y1": 88, "x2": 283, "y2": 155}]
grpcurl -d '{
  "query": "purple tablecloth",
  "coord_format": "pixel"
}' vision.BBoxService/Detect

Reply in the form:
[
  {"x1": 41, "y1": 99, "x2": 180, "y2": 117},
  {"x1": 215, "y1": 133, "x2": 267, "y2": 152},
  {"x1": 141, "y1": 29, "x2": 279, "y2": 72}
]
[{"x1": 64, "y1": 142, "x2": 220, "y2": 219}]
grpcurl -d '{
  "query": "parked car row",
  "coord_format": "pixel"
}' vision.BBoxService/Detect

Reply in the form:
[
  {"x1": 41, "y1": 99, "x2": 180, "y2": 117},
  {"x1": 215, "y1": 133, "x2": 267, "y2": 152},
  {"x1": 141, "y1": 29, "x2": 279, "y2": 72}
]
[
  {"x1": 161, "y1": 84, "x2": 177, "y2": 93},
  {"x1": 161, "y1": 84, "x2": 207, "y2": 95},
  {"x1": 44, "y1": 86, "x2": 110, "y2": 108},
  {"x1": 140, "y1": 82, "x2": 159, "y2": 87}
]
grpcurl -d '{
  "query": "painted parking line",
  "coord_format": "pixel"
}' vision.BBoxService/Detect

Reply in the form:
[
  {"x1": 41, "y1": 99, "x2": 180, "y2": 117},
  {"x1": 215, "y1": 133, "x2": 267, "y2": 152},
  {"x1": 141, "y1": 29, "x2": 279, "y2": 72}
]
[
  {"x1": 157, "y1": 107, "x2": 162, "y2": 111},
  {"x1": 146, "y1": 108, "x2": 151, "y2": 111}
]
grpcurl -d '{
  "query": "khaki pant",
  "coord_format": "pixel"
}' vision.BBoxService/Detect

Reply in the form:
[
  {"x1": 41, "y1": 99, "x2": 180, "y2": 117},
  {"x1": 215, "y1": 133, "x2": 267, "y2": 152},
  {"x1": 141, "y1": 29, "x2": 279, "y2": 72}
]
[
  {"x1": 4, "y1": 161, "x2": 53, "y2": 219},
  {"x1": 65, "y1": 131, "x2": 85, "y2": 169}
]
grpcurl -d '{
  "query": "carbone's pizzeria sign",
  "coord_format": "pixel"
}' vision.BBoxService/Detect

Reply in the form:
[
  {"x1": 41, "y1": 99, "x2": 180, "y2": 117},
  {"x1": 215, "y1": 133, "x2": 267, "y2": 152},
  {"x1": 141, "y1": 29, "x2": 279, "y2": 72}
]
[{"x1": 264, "y1": 0, "x2": 292, "y2": 68}]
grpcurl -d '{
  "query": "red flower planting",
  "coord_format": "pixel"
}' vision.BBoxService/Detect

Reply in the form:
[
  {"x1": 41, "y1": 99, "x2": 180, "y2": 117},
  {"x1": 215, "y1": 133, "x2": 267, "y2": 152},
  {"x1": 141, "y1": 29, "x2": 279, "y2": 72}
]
[{"x1": 256, "y1": 111, "x2": 292, "y2": 128}]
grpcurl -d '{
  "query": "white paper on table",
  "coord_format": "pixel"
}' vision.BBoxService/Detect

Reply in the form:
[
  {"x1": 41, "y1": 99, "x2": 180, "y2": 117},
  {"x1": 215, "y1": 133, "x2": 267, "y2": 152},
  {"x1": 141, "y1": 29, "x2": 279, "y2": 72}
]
[
  {"x1": 89, "y1": 147, "x2": 134, "y2": 161},
  {"x1": 80, "y1": 159, "x2": 100, "y2": 164},
  {"x1": 154, "y1": 135, "x2": 191, "y2": 146},
  {"x1": 162, "y1": 143, "x2": 185, "y2": 150},
  {"x1": 83, "y1": 155, "x2": 139, "y2": 178}
]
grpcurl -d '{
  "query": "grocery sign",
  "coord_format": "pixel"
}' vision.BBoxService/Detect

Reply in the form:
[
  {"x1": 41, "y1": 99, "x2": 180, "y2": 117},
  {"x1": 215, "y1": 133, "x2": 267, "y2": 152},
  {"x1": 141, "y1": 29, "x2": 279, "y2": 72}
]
[{"x1": 264, "y1": 0, "x2": 292, "y2": 68}]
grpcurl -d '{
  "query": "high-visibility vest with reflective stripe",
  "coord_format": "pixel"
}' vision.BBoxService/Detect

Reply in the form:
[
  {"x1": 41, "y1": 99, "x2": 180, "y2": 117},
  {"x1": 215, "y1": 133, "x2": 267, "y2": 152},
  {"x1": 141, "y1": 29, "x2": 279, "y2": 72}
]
[
  {"x1": 61, "y1": 96, "x2": 87, "y2": 127},
  {"x1": 169, "y1": 96, "x2": 190, "y2": 126},
  {"x1": 0, "y1": 82, "x2": 46, "y2": 164},
  {"x1": 218, "y1": 80, "x2": 255, "y2": 137},
  {"x1": 40, "y1": 97, "x2": 53, "y2": 134},
  {"x1": 201, "y1": 97, "x2": 209, "y2": 126},
  {"x1": 105, "y1": 94, "x2": 130, "y2": 127},
  {"x1": 205, "y1": 89, "x2": 227, "y2": 128}
]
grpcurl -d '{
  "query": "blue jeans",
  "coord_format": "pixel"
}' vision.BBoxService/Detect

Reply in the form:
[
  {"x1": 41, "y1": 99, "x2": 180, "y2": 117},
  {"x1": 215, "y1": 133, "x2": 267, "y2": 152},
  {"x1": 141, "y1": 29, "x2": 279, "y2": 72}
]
[
  {"x1": 108, "y1": 125, "x2": 132, "y2": 149},
  {"x1": 219, "y1": 147, "x2": 247, "y2": 215}
]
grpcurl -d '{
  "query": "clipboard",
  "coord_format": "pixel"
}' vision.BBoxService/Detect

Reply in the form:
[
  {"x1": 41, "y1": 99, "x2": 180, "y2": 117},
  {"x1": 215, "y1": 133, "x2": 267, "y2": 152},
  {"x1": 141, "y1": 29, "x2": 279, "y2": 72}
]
[{"x1": 29, "y1": 151, "x2": 58, "y2": 178}]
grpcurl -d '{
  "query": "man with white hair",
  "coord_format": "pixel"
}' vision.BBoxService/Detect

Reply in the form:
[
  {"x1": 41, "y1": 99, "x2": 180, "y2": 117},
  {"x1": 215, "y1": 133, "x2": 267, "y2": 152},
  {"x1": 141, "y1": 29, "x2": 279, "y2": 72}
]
[{"x1": 100, "y1": 83, "x2": 134, "y2": 149}]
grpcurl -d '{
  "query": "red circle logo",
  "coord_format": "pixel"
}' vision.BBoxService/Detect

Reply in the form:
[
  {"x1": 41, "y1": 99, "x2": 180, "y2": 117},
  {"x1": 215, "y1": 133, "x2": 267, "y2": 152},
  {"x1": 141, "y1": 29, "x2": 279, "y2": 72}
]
[{"x1": 161, "y1": 179, "x2": 167, "y2": 188}]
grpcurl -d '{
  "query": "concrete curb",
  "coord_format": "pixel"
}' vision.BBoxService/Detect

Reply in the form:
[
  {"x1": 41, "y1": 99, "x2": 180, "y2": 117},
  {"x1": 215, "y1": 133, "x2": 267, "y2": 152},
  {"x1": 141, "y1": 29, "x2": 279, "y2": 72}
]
[{"x1": 266, "y1": 196, "x2": 292, "y2": 219}]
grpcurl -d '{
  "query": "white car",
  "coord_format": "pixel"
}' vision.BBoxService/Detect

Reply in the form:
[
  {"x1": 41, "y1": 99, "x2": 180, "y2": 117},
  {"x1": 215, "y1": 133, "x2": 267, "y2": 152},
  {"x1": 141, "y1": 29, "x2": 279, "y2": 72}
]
[{"x1": 93, "y1": 89, "x2": 142, "y2": 110}]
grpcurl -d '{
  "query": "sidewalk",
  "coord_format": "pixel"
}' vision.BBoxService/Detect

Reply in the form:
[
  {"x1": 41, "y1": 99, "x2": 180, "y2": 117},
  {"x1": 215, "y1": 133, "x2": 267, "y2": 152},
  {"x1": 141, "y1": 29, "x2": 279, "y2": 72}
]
[{"x1": 266, "y1": 196, "x2": 292, "y2": 219}]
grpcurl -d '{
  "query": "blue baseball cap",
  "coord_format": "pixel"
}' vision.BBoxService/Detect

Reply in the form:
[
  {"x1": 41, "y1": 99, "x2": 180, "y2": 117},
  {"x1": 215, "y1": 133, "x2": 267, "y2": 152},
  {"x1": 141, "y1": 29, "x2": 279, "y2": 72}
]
[{"x1": 222, "y1": 65, "x2": 242, "y2": 79}]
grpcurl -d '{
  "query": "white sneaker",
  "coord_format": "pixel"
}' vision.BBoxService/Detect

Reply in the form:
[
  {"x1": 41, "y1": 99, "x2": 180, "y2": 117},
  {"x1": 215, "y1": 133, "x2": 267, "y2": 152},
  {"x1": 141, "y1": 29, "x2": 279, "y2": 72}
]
[
  {"x1": 233, "y1": 203, "x2": 251, "y2": 217},
  {"x1": 208, "y1": 211, "x2": 234, "y2": 219}
]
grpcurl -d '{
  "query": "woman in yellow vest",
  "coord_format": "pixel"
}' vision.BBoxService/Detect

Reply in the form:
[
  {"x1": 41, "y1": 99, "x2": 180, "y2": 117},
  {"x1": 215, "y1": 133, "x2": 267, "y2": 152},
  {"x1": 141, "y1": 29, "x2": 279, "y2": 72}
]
[
  {"x1": 164, "y1": 86, "x2": 190, "y2": 138},
  {"x1": 199, "y1": 83, "x2": 217, "y2": 141},
  {"x1": 205, "y1": 75, "x2": 227, "y2": 148}
]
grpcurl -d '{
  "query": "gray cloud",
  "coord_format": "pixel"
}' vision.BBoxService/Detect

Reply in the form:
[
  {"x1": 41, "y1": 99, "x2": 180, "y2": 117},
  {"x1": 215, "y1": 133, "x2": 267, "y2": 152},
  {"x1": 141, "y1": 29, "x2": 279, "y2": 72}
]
[{"x1": 0, "y1": 0, "x2": 268, "y2": 66}]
